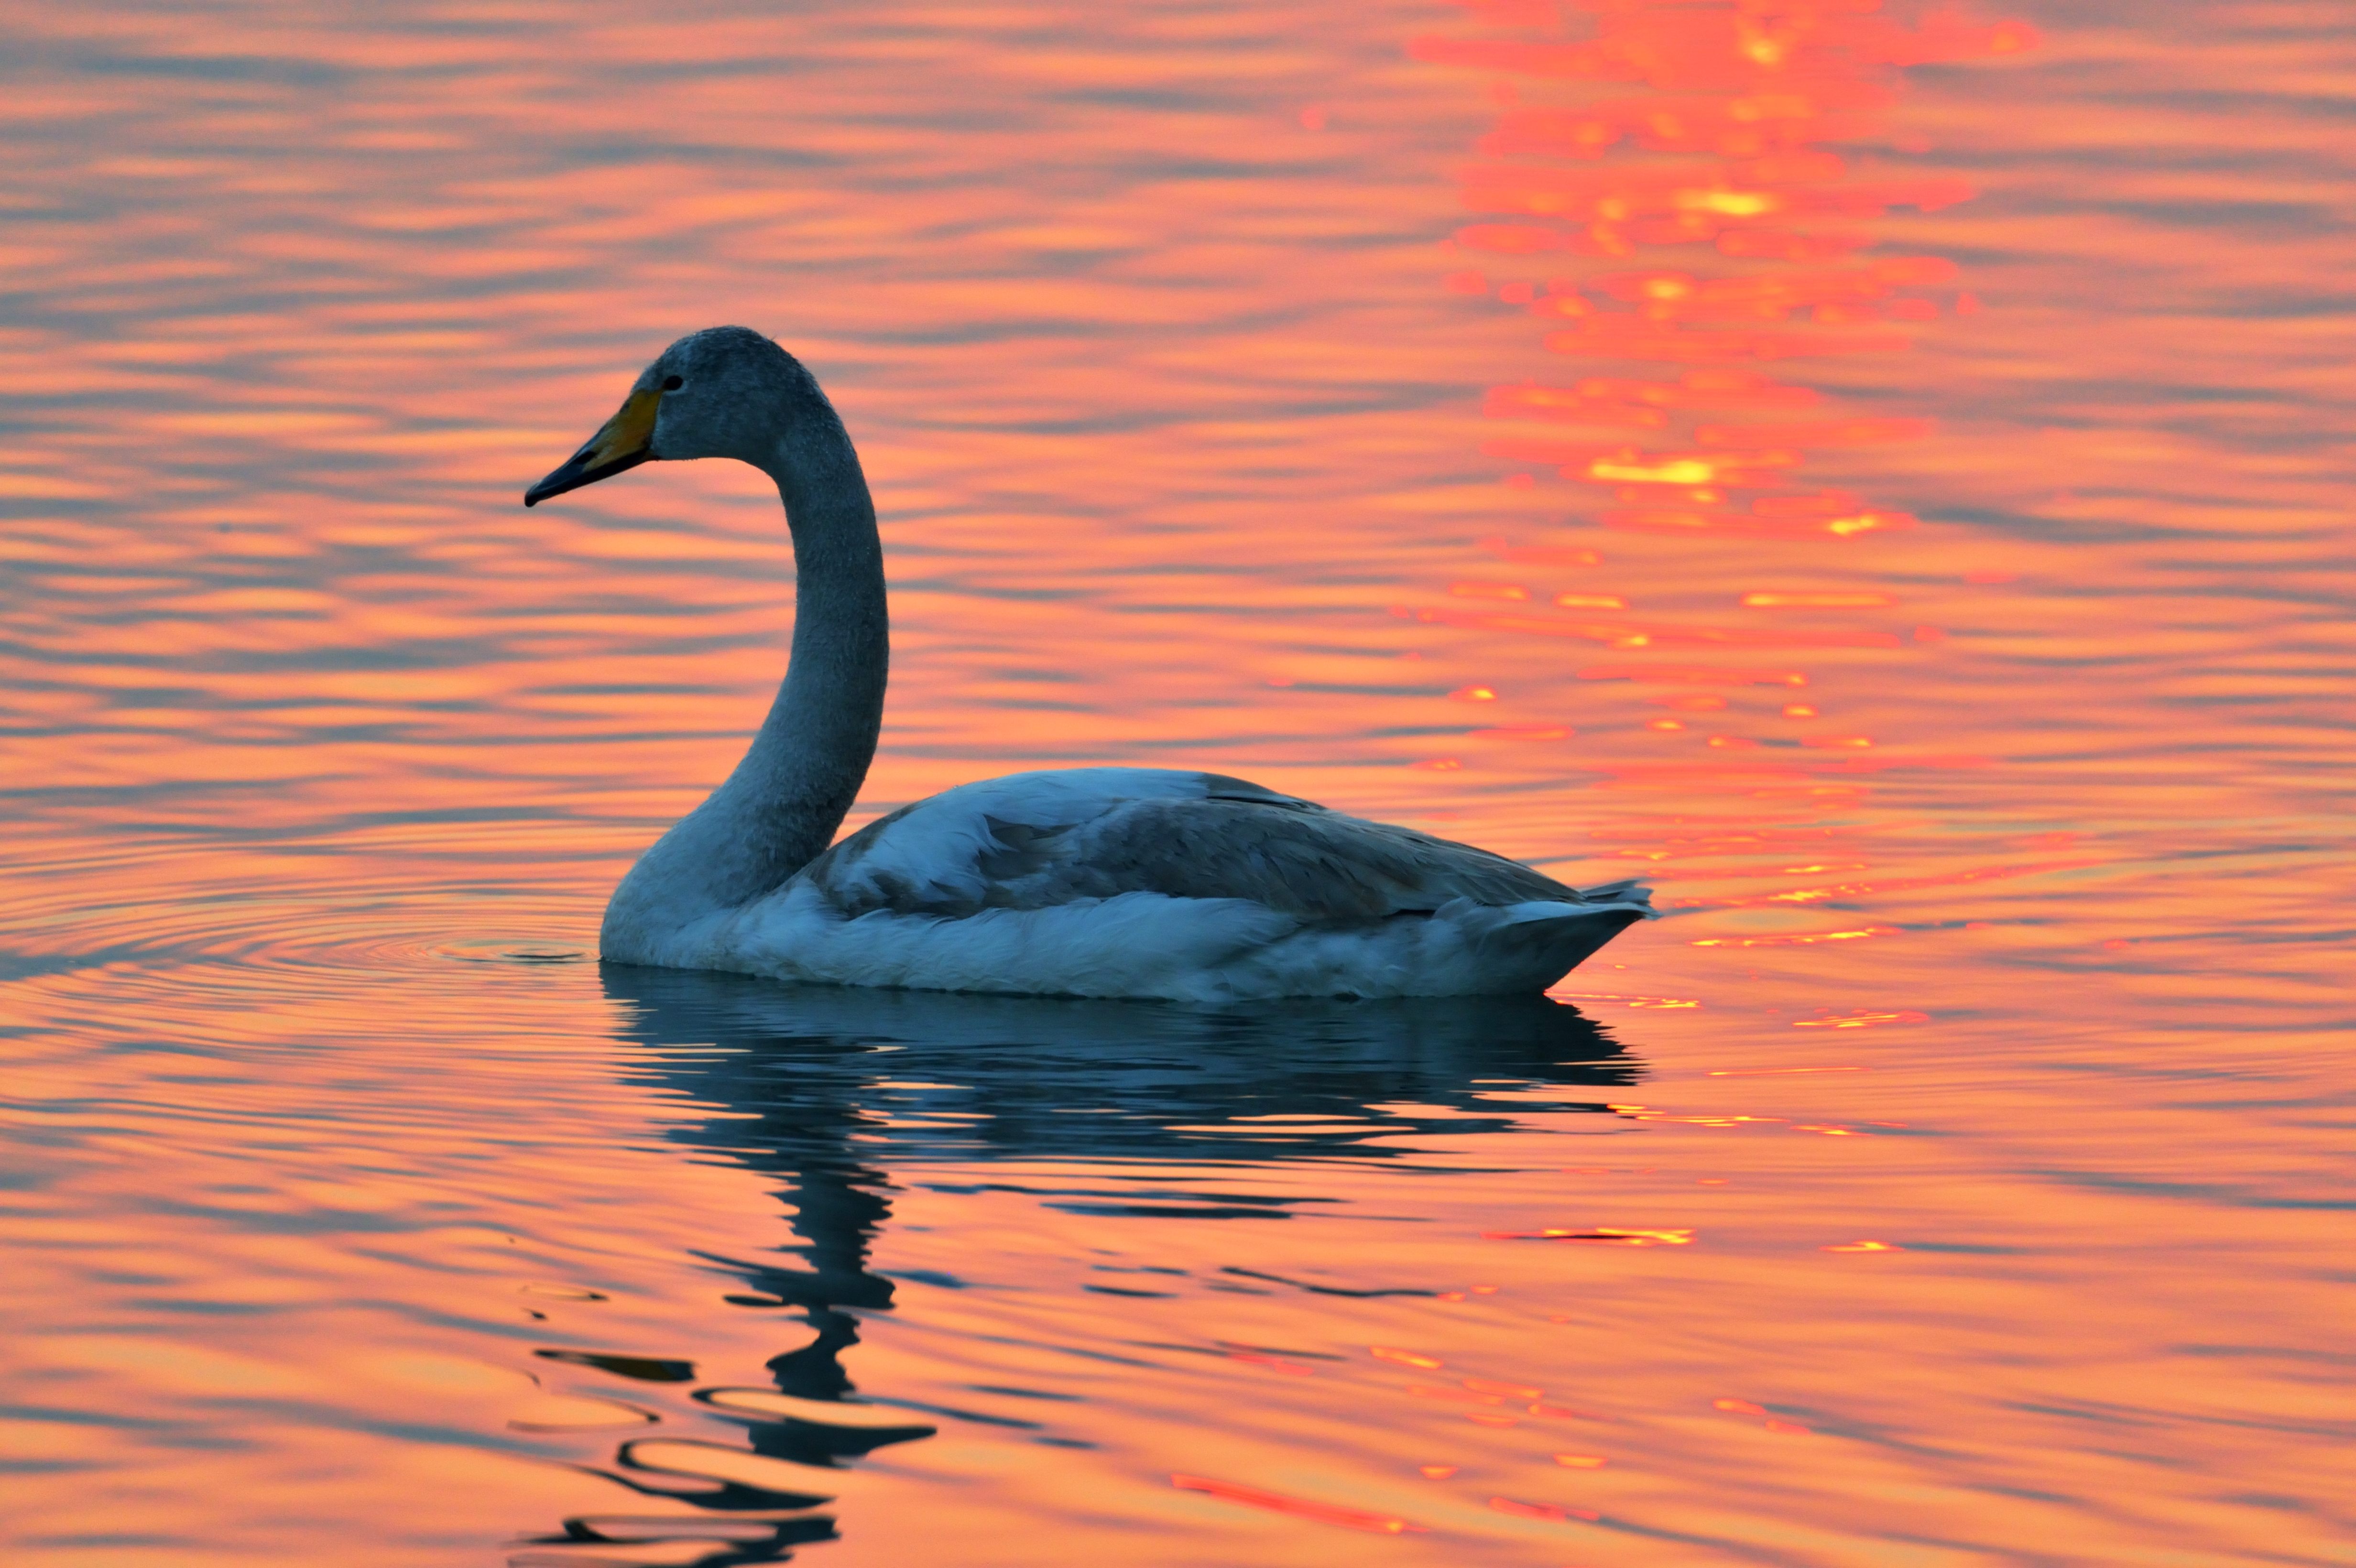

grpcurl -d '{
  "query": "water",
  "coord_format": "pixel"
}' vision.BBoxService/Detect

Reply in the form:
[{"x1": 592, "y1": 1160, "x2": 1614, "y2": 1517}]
[{"x1": 3, "y1": 0, "x2": 2351, "y2": 1562}]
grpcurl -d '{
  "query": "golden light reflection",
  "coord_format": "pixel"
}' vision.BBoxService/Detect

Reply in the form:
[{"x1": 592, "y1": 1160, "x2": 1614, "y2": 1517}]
[{"x1": 1171, "y1": 1473, "x2": 1425, "y2": 1535}]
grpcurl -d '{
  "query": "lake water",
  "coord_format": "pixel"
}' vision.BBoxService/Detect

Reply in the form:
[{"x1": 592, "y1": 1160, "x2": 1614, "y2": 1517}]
[{"x1": 3, "y1": 1, "x2": 2350, "y2": 1563}]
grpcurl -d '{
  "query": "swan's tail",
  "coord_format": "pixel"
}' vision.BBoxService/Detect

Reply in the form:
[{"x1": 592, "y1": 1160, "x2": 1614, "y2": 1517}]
[{"x1": 1452, "y1": 884, "x2": 1657, "y2": 993}]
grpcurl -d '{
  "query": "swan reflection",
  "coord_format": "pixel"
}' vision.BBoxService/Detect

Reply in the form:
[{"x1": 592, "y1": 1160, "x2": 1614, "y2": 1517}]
[{"x1": 514, "y1": 969, "x2": 1642, "y2": 1565}]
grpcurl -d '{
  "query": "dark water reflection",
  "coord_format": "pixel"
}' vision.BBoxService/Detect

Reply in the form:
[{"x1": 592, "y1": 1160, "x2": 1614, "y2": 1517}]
[
  {"x1": 540, "y1": 973, "x2": 1636, "y2": 1560},
  {"x1": 617, "y1": 967, "x2": 1636, "y2": 1168}
]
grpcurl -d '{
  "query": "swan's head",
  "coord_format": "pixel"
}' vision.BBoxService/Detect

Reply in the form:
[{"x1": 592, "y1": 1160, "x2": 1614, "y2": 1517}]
[{"x1": 524, "y1": 326, "x2": 824, "y2": 506}]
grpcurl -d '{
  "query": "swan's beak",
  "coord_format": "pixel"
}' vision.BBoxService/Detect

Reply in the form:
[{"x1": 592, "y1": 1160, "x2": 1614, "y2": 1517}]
[{"x1": 524, "y1": 387, "x2": 660, "y2": 506}]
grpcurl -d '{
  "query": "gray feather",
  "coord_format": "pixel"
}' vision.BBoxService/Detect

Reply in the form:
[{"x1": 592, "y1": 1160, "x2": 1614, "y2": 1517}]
[{"x1": 806, "y1": 772, "x2": 1610, "y2": 923}]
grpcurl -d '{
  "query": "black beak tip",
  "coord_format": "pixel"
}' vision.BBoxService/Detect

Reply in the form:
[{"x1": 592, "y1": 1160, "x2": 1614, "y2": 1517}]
[
  {"x1": 523, "y1": 461, "x2": 588, "y2": 509},
  {"x1": 521, "y1": 449, "x2": 647, "y2": 509},
  {"x1": 522, "y1": 468, "x2": 570, "y2": 508}
]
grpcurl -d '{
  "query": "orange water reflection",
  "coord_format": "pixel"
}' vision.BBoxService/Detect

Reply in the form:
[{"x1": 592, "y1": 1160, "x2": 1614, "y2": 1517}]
[{"x1": 3, "y1": 0, "x2": 2353, "y2": 1564}]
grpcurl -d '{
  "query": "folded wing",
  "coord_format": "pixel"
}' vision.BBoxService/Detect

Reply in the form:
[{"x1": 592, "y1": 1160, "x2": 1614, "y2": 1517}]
[{"x1": 796, "y1": 768, "x2": 1651, "y2": 925}]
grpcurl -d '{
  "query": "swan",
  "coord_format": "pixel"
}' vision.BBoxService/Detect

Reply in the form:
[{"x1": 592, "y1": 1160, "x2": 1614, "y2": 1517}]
[{"x1": 524, "y1": 326, "x2": 1654, "y2": 1001}]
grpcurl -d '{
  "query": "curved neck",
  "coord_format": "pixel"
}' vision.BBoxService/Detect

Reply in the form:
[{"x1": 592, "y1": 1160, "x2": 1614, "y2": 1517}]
[
  {"x1": 608, "y1": 403, "x2": 887, "y2": 934},
  {"x1": 731, "y1": 421, "x2": 890, "y2": 884}
]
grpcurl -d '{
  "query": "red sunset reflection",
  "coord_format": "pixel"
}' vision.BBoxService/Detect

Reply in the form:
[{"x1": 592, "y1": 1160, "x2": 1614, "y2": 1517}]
[{"x1": 1, "y1": 0, "x2": 2351, "y2": 1565}]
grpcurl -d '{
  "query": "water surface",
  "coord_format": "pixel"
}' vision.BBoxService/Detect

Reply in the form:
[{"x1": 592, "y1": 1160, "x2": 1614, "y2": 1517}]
[{"x1": 3, "y1": 0, "x2": 2351, "y2": 1563}]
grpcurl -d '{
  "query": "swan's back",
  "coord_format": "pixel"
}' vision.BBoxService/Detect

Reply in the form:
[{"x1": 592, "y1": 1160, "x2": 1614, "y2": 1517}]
[{"x1": 653, "y1": 769, "x2": 1653, "y2": 1002}]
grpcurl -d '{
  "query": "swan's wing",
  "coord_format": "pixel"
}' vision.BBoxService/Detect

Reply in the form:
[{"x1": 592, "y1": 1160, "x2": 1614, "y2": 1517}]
[{"x1": 796, "y1": 767, "x2": 1647, "y2": 922}]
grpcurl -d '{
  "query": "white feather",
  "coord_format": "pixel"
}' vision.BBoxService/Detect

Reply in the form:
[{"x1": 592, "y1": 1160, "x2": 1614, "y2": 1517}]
[{"x1": 609, "y1": 769, "x2": 1655, "y2": 1002}]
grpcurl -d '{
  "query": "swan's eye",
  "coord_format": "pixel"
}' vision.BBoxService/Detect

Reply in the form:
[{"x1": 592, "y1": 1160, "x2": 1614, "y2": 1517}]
[{"x1": 661, "y1": 375, "x2": 684, "y2": 392}]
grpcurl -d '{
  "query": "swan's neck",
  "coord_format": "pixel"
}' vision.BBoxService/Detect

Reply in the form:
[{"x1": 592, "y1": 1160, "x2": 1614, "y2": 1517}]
[{"x1": 604, "y1": 407, "x2": 886, "y2": 948}]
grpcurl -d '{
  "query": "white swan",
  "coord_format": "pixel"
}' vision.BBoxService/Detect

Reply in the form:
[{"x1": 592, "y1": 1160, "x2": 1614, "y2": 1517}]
[{"x1": 525, "y1": 327, "x2": 1654, "y2": 1002}]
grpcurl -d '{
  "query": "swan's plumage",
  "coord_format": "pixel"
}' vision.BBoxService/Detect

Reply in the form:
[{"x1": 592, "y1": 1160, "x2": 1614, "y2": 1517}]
[
  {"x1": 605, "y1": 767, "x2": 1652, "y2": 1002},
  {"x1": 530, "y1": 328, "x2": 1654, "y2": 1000},
  {"x1": 806, "y1": 769, "x2": 1602, "y2": 920}
]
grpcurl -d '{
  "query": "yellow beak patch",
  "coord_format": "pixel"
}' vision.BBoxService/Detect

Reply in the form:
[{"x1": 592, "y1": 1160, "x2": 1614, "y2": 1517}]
[{"x1": 524, "y1": 386, "x2": 663, "y2": 506}]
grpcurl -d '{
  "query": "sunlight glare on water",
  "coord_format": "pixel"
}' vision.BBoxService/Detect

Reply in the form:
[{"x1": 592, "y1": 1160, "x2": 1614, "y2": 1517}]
[{"x1": 2, "y1": 0, "x2": 2351, "y2": 1564}]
